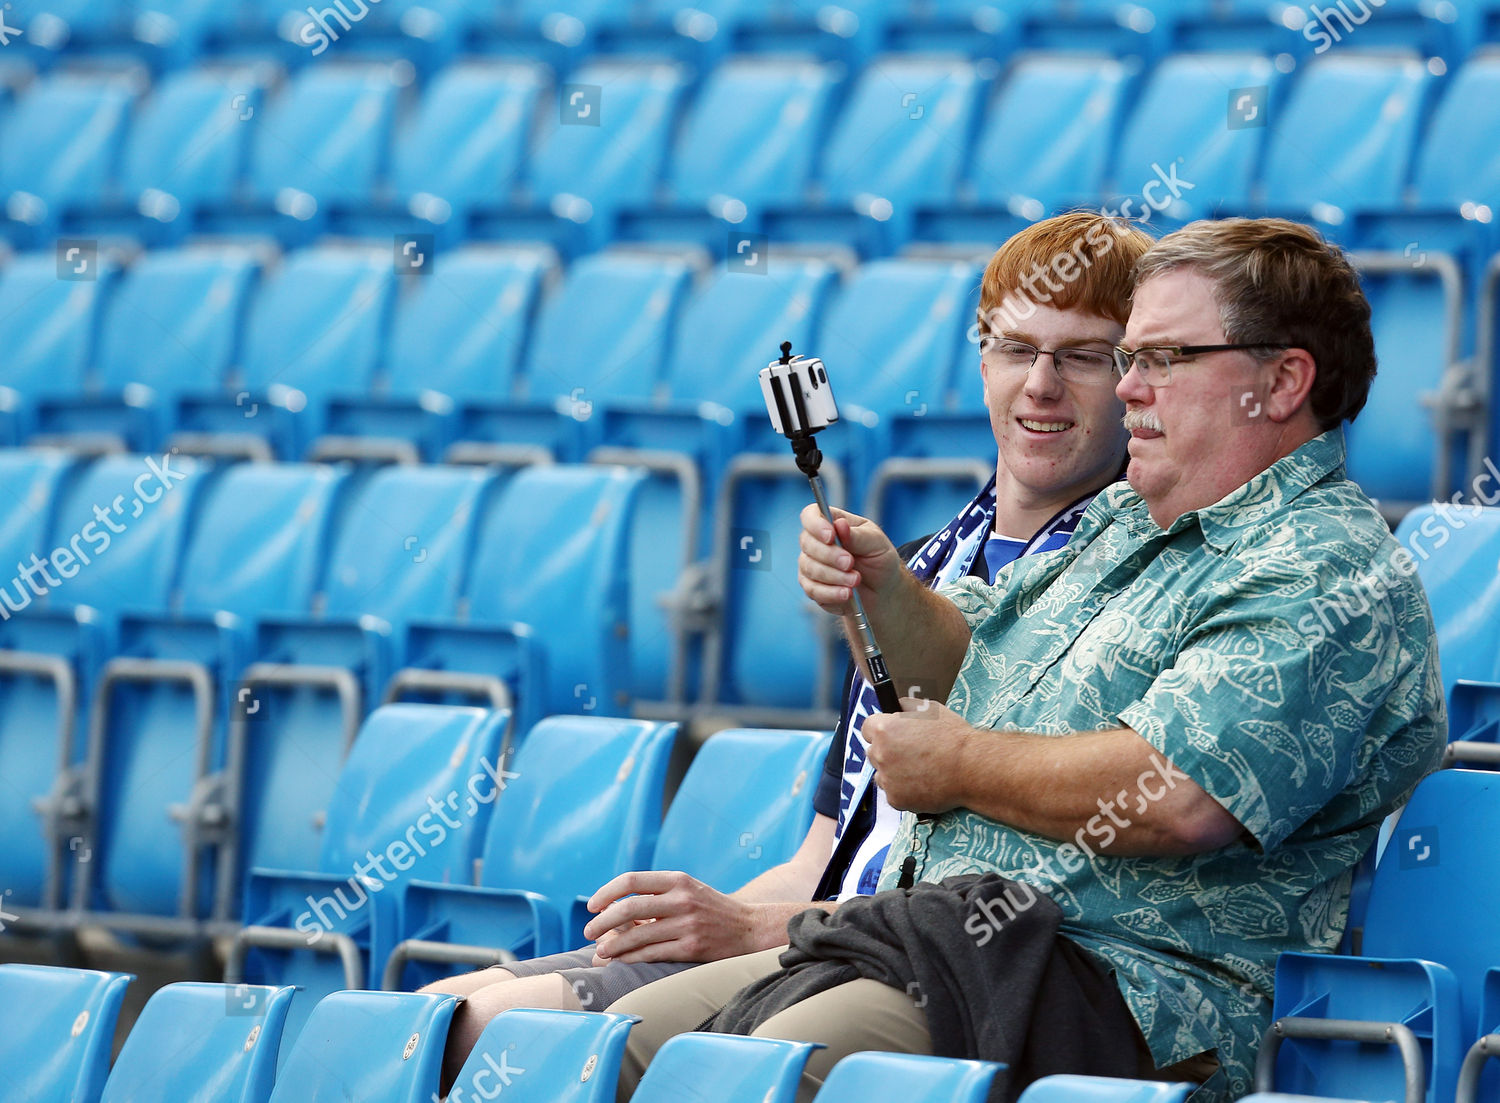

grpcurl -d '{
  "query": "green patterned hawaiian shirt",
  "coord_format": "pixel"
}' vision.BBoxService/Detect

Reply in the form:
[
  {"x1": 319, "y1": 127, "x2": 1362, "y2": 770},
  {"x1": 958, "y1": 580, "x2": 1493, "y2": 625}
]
[{"x1": 876, "y1": 430, "x2": 1446, "y2": 1100}]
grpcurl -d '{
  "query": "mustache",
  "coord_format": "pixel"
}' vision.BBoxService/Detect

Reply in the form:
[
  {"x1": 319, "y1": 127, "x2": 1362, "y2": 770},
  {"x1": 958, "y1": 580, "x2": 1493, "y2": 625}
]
[{"x1": 1122, "y1": 409, "x2": 1163, "y2": 433}]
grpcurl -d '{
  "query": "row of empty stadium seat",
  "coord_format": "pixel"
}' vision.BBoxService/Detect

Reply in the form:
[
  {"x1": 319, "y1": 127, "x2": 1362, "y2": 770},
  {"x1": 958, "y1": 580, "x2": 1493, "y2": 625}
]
[
  {"x1": 0, "y1": 963, "x2": 1205, "y2": 1103},
  {"x1": 12, "y1": 0, "x2": 1500, "y2": 70},
  {"x1": 3, "y1": 48, "x2": 1500, "y2": 264},
  {"x1": 0, "y1": 221, "x2": 1483, "y2": 504}
]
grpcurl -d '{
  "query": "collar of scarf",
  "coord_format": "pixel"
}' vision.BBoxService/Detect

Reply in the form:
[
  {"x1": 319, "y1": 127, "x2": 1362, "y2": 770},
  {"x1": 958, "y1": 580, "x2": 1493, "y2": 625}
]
[{"x1": 835, "y1": 476, "x2": 1095, "y2": 833}]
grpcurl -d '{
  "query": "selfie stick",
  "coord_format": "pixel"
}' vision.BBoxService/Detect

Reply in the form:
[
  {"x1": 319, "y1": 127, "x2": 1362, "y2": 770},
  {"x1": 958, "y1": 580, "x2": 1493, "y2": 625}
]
[{"x1": 764, "y1": 341, "x2": 903, "y2": 715}]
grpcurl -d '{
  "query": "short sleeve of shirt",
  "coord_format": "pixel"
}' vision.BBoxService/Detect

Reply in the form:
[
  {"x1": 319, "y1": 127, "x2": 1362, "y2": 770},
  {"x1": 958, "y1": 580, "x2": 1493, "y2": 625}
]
[
  {"x1": 938, "y1": 575, "x2": 1004, "y2": 632},
  {"x1": 1117, "y1": 544, "x2": 1444, "y2": 853}
]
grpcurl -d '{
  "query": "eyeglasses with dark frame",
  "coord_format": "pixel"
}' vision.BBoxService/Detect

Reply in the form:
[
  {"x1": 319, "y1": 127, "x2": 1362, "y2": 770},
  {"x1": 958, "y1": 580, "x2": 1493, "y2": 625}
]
[
  {"x1": 1112, "y1": 343, "x2": 1291, "y2": 386},
  {"x1": 979, "y1": 336, "x2": 1120, "y2": 382}
]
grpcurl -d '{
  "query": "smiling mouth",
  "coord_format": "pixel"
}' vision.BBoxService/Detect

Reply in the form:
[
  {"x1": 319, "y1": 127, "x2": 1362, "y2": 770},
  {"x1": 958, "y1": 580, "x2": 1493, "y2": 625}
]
[{"x1": 1019, "y1": 418, "x2": 1073, "y2": 433}]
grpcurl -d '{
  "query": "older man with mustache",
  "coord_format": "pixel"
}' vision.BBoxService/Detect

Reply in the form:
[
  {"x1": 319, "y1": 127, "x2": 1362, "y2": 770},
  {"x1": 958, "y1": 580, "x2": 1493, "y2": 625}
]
[{"x1": 609, "y1": 218, "x2": 1446, "y2": 1103}]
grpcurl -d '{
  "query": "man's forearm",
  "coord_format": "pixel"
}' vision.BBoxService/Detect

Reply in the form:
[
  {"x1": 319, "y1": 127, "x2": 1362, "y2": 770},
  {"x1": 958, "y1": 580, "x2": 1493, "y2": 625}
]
[
  {"x1": 843, "y1": 579, "x2": 971, "y2": 703},
  {"x1": 743, "y1": 899, "x2": 838, "y2": 951}
]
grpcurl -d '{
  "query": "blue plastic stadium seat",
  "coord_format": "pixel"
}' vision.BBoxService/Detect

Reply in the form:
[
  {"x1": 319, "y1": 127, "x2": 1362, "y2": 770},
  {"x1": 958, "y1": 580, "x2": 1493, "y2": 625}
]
[
  {"x1": 1393, "y1": 504, "x2": 1500, "y2": 696},
  {"x1": 1107, "y1": 52, "x2": 1279, "y2": 223},
  {"x1": 386, "y1": 716, "x2": 677, "y2": 989},
  {"x1": 265, "y1": 990, "x2": 458, "y2": 1103},
  {"x1": 604, "y1": 255, "x2": 842, "y2": 526},
  {"x1": 1261, "y1": 770, "x2": 1500, "y2": 1103},
  {"x1": 13, "y1": 0, "x2": 133, "y2": 53},
  {"x1": 617, "y1": 55, "x2": 841, "y2": 251},
  {"x1": 1259, "y1": 52, "x2": 1433, "y2": 235},
  {"x1": 249, "y1": 0, "x2": 478, "y2": 68},
  {"x1": 95, "y1": 64, "x2": 279, "y2": 244},
  {"x1": 815, "y1": 256, "x2": 980, "y2": 496},
  {"x1": 813, "y1": 1052, "x2": 1003, "y2": 1102},
  {"x1": 337, "y1": 60, "x2": 550, "y2": 242},
  {"x1": 633, "y1": 1033, "x2": 821, "y2": 1103},
  {"x1": 649, "y1": 727, "x2": 824, "y2": 890},
  {"x1": 399, "y1": 465, "x2": 651, "y2": 731},
  {"x1": 76, "y1": 461, "x2": 349, "y2": 930},
  {"x1": 766, "y1": 53, "x2": 985, "y2": 255},
  {"x1": 1343, "y1": 261, "x2": 1461, "y2": 504},
  {"x1": 881, "y1": 0, "x2": 1022, "y2": 56},
  {"x1": 1238, "y1": 1096, "x2": 1377, "y2": 1103},
  {"x1": 232, "y1": 463, "x2": 496, "y2": 808},
  {"x1": 1014, "y1": 0, "x2": 1184, "y2": 58},
  {"x1": 1173, "y1": 0, "x2": 1321, "y2": 54},
  {"x1": 0, "y1": 69, "x2": 142, "y2": 246},
  {"x1": 1443, "y1": 680, "x2": 1500, "y2": 769},
  {"x1": 473, "y1": 58, "x2": 688, "y2": 256},
  {"x1": 322, "y1": 244, "x2": 556, "y2": 461},
  {"x1": 450, "y1": 1009, "x2": 638, "y2": 1103},
  {"x1": 0, "y1": 251, "x2": 121, "y2": 444},
  {"x1": 917, "y1": 52, "x2": 1133, "y2": 243},
  {"x1": 100, "y1": 982, "x2": 294, "y2": 1103},
  {"x1": 131, "y1": 0, "x2": 247, "y2": 62},
  {"x1": 719, "y1": 0, "x2": 890, "y2": 64},
  {"x1": 234, "y1": 704, "x2": 509, "y2": 1061},
  {"x1": 1355, "y1": 48, "x2": 1500, "y2": 274},
  {"x1": 1282, "y1": 0, "x2": 1480, "y2": 64},
  {"x1": 0, "y1": 964, "x2": 133, "y2": 1103},
  {"x1": 34, "y1": 245, "x2": 265, "y2": 453},
  {"x1": 200, "y1": 63, "x2": 402, "y2": 244},
  {"x1": 0, "y1": 449, "x2": 79, "y2": 913},
  {"x1": 455, "y1": 250, "x2": 696, "y2": 463},
  {"x1": 1017, "y1": 1075, "x2": 1193, "y2": 1102},
  {"x1": 174, "y1": 244, "x2": 397, "y2": 459}
]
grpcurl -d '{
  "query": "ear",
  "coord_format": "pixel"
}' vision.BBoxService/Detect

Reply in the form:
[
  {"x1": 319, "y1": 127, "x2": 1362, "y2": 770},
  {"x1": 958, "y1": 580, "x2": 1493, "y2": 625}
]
[
  {"x1": 1266, "y1": 347, "x2": 1317, "y2": 423},
  {"x1": 979, "y1": 350, "x2": 992, "y2": 410}
]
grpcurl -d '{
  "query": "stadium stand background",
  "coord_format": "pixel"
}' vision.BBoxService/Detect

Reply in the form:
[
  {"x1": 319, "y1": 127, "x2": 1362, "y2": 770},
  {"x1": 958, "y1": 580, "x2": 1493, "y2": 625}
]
[{"x1": 4, "y1": 1, "x2": 1500, "y2": 1100}]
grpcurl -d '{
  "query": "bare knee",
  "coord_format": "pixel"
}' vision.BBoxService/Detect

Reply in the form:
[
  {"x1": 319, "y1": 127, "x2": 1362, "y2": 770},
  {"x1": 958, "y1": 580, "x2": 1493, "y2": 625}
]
[{"x1": 418, "y1": 967, "x2": 517, "y2": 998}]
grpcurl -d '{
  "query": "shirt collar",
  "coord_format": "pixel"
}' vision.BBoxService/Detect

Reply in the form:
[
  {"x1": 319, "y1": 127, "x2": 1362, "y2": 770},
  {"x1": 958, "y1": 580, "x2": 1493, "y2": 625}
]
[
  {"x1": 1176, "y1": 429, "x2": 1348, "y2": 552},
  {"x1": 1107, "y1": 429, "x2": 1349, "y2": 552}
]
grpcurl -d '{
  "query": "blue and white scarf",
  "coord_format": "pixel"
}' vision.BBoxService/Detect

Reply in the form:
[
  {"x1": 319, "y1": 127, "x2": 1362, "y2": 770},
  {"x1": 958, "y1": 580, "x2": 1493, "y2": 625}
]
[{"x1": 830, "y1": 476, "x2": 1094, "y2": 898}]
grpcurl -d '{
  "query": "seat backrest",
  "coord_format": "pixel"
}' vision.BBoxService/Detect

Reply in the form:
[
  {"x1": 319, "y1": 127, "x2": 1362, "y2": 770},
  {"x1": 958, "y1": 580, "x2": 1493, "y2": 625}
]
[
  {"x1": 1111, "y1": 51, "x2": 1276, "y2": 217},
  {"x1": 814, "y1": 1052, "x2": 1001, "y2": 1102},
  {"x1": 384, "y1": 245, "x2": 554, "y2": 402},
  {"x1": 38, "y1": 452, "x2": 201, "y2": 616},
  {"x1": 466, "y1": 465, "x2": 644, "y2": 715},
  {"x1": 478, "y1": 716, "x2": 677, "y2": 899},
  {"x1": 320, "y1": 464, "x2": 494, "y2": 626},
  {"x1": 1016, "y1": 1074, "x2": 1192, "y2": 1102},
  {"x1": 0, "y1": 449, "x2": 78, "y2": 905},
  {"x1": 238, "y1": 245, "x2": 396, "y2": 399},
  {"x1": 521, "y1": 251, "x2": 694, "y2": 405},
  {"x1": 1363, "y1": 769, "x2": 1500, "y2": 1039},
  {"x1": 265, "y1": 990, "x2": 457, "y2": 1103},
  {"x1": 119, "y1": 64, "x2": 272, "y2": 209},
  {"x1": 0, "y1": 70, "x2": 139, "y2": 206},
  {"x1": 525, "y1": 58, "x2": 687, "y2": 209},
  {"x1": 315, "y1": 703, "x2": 509, "y2": 878},
  {"x1": 820, "y1": 53, "x2": 983, "y2": 207},
  {"x1": 248, "y1": 63, "x2": 401, "y2": 207},
  {"x1": 1261, "y1": 52, "x2": 1430, "y2": 214},
  {"x1": 633, "y1": 1033, "x2": 820, "y2": 1103},
  {"x1": 175, "y1": 461, "x2": 347, "y2": 619},
  {"x1": 1343, "y1": 269, "x2": 1453, "y2": 503},
  {"x1": 667, "y1": 55, "x2": 838, "y2": 210},
  {"x1": 392, "y1": 60, "x2": 549, "y2": 210},
  {"x1": 97, "y1": 246, "x2": 263, "y2": 400},
  {"x1": 1412, "y1": 49, "x2": 1500, "y2": 210},
  {"x1": 1393, "y1": 505, "x2": 1500, "y2": 695},
  {"x1": 970, "y1": 52, "x2": 1131, "y2": 208},
  {"x1": 0, "y1": 251, "x2": 116, "y2": 399},
  {"x1": 815, "y1": 258, "x2": 977, "y2": 418},
  {"x1": 100, "y1": 982, "x2": 294, "y2": 1103},
  {"x1": 449, "y1": 1009, "x2": 637, "y2": 1103},
  {"x1": 663, "y1": 257, "x2": 841, "y2": 413},
  {"x1": 654, "y1": 728, "x2": 825, "y2": 892},
  {"x1": 0, "y1": 964, "x2": 134, "y2": 1103}
]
